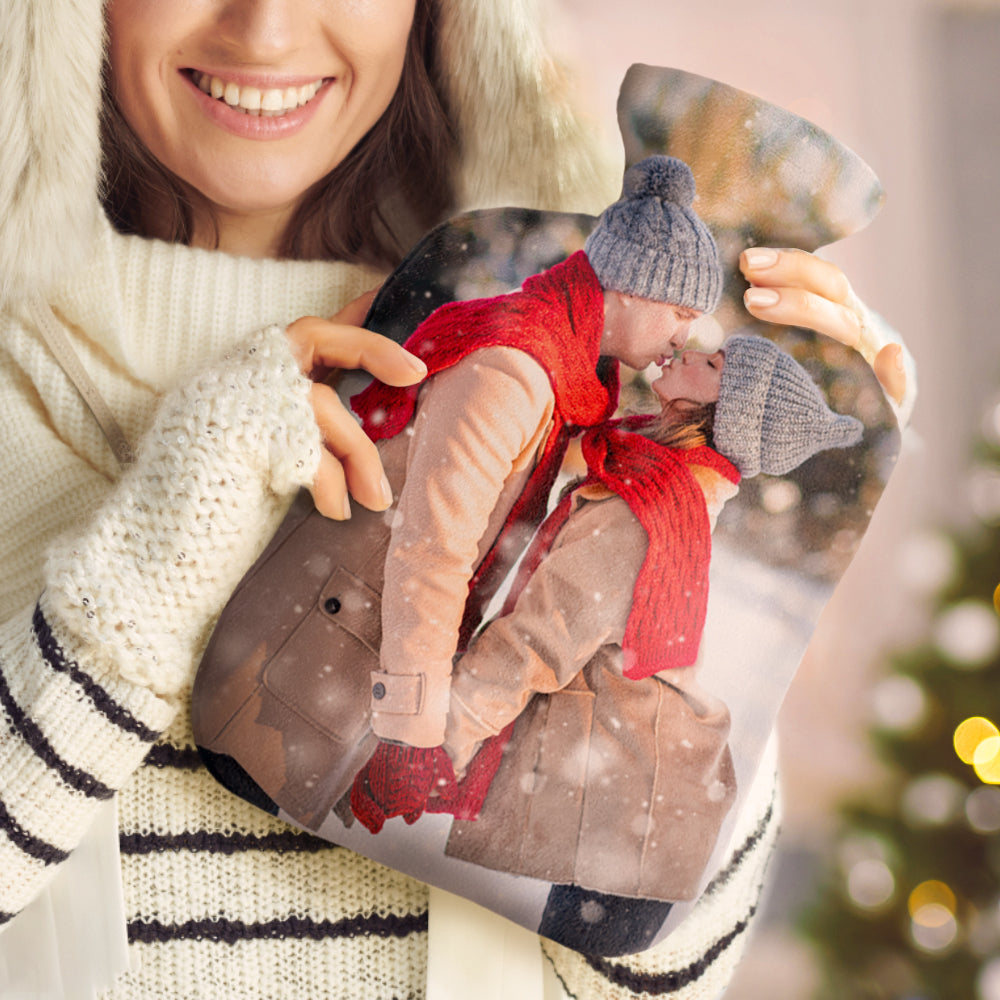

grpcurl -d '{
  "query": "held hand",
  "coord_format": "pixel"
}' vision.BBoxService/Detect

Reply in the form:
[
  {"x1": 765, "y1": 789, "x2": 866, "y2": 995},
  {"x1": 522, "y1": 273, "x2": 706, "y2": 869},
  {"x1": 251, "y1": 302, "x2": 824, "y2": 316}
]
[
  {"x1": 286, "y1": 291, "x2": 427, "y2": 520},
  {"x1": 740, "y1": 248, "x2": 906, "y2": 404},
  {"x1": 350, "y1": 742, "x2": 457, "y2": 834}
]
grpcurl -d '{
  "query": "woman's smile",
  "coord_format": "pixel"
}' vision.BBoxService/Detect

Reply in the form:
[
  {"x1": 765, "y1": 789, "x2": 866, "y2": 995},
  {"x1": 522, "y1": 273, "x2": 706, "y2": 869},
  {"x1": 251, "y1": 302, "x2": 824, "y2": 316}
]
[
  {"x1": 180, "y1": 67, "x2": 333, "y2": 140},
  {"x1": 106, "y1": 0, "x2": 416, "y2": 248}
]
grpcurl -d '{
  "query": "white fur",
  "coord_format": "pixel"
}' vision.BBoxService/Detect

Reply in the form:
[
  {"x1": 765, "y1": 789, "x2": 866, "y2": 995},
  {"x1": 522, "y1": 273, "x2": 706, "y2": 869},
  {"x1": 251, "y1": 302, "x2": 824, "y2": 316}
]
[
  {"x1": 0, "y1": 0, "x2": 618, "y2": 307},
  {"x1": 0, "y1": 0, "x2": 104, "y2": 307},
  {"x1": 439, "y1": 0, "x2": 618, "y2": 214}
]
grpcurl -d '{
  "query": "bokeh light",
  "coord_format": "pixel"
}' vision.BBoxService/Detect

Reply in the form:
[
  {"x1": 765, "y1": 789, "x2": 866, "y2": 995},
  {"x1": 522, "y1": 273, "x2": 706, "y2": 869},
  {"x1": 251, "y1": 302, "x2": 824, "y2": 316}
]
[
  {"x1": 871, "y1": 674, "x2": 927, "y2": 732},
  {"x1": 911, "y1": 905, "x2": 958, "y2": 952},
  {"x1": 760, "y1": 478, "x2": 802, "y2": 515},
  {"x1": 955, "y1": 718, "x2": 1000, "y2": 765},
  {"x1": 934, "y1": 601, "x2": 1000, "y2": 668},
  {"x1": 908, "y1": 880, "x2": 957, "y2": 918},
  {"x1": 846, "y1": 858, "x2": 895, "y2": 909},
  {"x1": 979, "y1": 956, "x2": 1000, "y2": 1000},
  {"x1": 897, "y1": 530, "x2": 956, "y2": 595},
  {"x1": 975, "y1": 736, "x2": 1000, "y2": 785},
  {"x1": 908, "y1": 881, "x2": 959, "y2": 953},
  {"x1": 967, "y1": 786, "x2": 1000, "y2": 833},
  {"x1": 902, "y1": 774, "x2": 965, "y2": 826}
]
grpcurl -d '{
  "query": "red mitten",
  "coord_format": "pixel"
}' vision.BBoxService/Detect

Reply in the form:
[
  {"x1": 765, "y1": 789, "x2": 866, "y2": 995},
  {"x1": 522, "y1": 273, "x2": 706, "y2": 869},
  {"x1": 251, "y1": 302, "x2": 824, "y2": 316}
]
[
  {"x1": 428, "y1": 723, "x2": 516, "y2": 821},
  {"x1": 350, "y1": 742, "x2": 457, "y2": 834}
]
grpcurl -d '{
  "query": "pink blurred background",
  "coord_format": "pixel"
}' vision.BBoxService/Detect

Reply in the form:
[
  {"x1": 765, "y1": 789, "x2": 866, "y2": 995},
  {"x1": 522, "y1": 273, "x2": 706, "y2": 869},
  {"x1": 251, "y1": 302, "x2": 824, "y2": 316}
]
[{"x1": 551, "y1": 1, "x2": 999, "y2": 995}]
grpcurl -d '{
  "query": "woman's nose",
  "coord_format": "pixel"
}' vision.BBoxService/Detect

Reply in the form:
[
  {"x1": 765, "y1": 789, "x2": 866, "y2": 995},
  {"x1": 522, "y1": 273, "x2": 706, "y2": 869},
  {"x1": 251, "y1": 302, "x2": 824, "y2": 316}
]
[{"x1": 216, "y1": 0, "x2": 304, "y2": 60}]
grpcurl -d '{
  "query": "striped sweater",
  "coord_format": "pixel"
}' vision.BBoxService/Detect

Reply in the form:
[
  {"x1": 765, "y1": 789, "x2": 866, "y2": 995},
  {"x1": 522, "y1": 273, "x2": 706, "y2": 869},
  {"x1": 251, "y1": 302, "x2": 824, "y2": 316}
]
[{"x1": 0, "y1": 219, "x2": 779, "y2": 998}]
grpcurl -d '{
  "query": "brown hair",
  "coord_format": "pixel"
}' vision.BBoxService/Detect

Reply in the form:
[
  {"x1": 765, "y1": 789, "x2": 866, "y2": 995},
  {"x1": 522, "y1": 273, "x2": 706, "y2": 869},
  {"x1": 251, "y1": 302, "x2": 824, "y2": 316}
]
[
  {"x1": 640, "y1": 399, "x2": 717, "y2": 451},
  {"x1": 99, "y1": 0, "x2": 457, "y2": 269}
]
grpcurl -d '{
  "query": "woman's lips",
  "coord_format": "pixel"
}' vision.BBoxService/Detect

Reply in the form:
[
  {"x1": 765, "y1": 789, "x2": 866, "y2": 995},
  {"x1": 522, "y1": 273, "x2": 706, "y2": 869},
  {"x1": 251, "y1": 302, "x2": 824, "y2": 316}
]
[
  {"x1": 182, "y1": 69, "x2": 332, "y2": 139},
  {"x1": 187, "y1": 70, "x2": 326, "y2": 117}
]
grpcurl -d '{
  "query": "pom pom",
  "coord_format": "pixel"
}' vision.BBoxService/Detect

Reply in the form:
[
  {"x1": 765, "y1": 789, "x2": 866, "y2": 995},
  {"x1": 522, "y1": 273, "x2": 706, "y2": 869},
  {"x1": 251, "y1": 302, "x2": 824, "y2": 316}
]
[{"x1": 622, "y1": 155, "x2": 696, "y2": 206}]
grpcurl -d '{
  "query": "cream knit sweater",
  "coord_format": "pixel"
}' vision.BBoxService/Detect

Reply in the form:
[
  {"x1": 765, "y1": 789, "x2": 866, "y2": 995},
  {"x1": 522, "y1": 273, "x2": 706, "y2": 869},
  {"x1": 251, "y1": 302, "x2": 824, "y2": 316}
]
[{"x1": 0, "y1": 216, "x2": 779, "y2": 998}]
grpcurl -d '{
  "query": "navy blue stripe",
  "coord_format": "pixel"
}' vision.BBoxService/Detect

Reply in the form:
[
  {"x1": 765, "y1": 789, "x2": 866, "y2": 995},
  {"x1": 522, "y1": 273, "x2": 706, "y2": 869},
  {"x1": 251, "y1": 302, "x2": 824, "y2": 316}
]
[
  {"x1": 0, "y1": 661, "x2": 113, "y2": 800},
  {"x1": 0, "y1": 796, "x2": 70, "y2": 865},
  {"x1": 33, "y1": 604, "x2": 159, "y2": 743},
  {"x1": 582, "y1": 905, "x2": 757, "y2": 994},
  {"x1": 119, "y1": 829, "x2": 336, "y2": 856},
  {"x1": 127, "y1": 910, "x2": 427, "y2": 945},
  {"x1": 143, "y1": 743, "x2": 203, "y2": 771},
  {"x1": 702, "y1": 791, "x2": 777, "y2": 896}
]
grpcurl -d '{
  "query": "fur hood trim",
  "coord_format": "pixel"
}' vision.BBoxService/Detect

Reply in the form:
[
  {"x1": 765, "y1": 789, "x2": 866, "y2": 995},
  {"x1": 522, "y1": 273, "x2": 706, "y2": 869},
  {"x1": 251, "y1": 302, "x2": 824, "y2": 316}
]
[
  {"x1": 0, "y1": 0, "x2": 617, "y2": 308},
  {"x1": 1, "y1": 0, "x2": 106, "y2": 308}
]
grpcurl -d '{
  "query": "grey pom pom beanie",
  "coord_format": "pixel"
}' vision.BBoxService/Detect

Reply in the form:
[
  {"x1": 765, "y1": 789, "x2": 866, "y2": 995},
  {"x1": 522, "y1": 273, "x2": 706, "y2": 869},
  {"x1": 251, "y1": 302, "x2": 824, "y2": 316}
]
[
  {"x1": 584, "y1": 155, "x2": 723, "y2": 313},
  {"x1": 714, "y1": 335, "x2": 864, "y2": 478}
]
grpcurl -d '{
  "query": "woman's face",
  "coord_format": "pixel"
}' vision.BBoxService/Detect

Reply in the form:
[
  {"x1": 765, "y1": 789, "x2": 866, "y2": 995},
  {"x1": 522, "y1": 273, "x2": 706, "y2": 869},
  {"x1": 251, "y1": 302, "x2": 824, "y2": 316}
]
[
  {"x1": 107, "y1": 0, "x2": 416, "y2": 251},
  {"x1": 650, "y1": 349, "x2": 724, "y2": 406}
]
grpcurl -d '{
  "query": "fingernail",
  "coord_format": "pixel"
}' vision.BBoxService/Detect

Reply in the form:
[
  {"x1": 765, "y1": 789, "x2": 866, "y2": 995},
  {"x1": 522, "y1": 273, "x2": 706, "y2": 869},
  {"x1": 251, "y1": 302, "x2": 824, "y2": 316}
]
[
  {"x1": 743, "y1": 247, "x2": 779, "y2": 270},
  {"x1": 380, "y1": 472, "x2": 393, "y2": 507},
  {"x1": 342, "y1": 495, "x2": 352, "y2": 520},
  {"x1": 744, "y1": 287, "x2": 780, "y2": 308},
  {"x1": 403, "y1": 351, "x2": 428, "y2": 375}
]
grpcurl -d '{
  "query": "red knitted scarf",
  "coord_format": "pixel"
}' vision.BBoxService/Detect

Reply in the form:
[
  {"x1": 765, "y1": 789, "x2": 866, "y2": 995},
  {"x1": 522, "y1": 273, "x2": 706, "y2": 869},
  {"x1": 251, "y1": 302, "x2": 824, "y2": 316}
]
[
  {"x1": 352, "y1": 251, "x2": 615, "y2": 441},
  {"x1": 504, "y1": 416, "x2": 740, "y2": 678},
  {"x1": 351, "y1": 251, "x2": 618, "y2": 648},
  {"x1": 433, "y1": 417, "x2": 741, "y2": 821}
]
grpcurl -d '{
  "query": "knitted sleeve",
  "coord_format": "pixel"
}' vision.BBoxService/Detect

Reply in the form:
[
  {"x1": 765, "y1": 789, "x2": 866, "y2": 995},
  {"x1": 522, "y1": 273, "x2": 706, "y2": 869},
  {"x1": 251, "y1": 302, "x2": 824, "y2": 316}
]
[{"x1": 0, "y1": 325, "x2": 320, "y2": 925}]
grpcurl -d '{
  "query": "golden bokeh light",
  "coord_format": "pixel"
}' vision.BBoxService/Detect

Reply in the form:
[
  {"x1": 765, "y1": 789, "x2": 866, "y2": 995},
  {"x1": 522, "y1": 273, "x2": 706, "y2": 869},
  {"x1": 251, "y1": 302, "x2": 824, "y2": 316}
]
[
  {"x1": 954, "y1": 717, "x2": 1000, "y2": 765},
  {"x1": 908, "y1": 880, "x2": 957, "y2": 920},
  {"x1": 974, "y1": 735, "x2": 1000, "y2": 784}
]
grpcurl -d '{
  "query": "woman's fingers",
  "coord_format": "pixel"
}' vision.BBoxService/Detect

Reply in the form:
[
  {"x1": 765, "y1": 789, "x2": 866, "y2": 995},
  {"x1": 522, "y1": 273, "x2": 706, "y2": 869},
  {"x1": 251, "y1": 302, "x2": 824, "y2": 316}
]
[
  {"x1": 740, "y1": 247, "x2": 861, "y2": 347},
  {"x1": 742, "y1": 283, "x2": 861, "y2": 348},
  {"x1": 740, "y1": 247, "x2": 908, "y2": 402},
  {"x1": 309, "y1": 383, "x2": 393, "y2": 519},
  {"x1": 284, "y1": 298, "x2": 424, "y2": 520},
  {"x1": 873, "y1": 343, "x2": 907, "y2": 404},
  {"x1": 286, "y1": 315, "x2": 427, "y2": 387},
  {"x1": 740, "y1": 246, "x2": 852, "y2": 304}
]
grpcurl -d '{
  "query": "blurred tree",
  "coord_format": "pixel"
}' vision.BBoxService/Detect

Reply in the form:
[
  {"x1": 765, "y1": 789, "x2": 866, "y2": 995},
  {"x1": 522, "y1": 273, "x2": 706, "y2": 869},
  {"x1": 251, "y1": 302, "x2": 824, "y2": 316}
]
[{"x1": 798, "y1": 401, "x2": 1000, "y2": 999}]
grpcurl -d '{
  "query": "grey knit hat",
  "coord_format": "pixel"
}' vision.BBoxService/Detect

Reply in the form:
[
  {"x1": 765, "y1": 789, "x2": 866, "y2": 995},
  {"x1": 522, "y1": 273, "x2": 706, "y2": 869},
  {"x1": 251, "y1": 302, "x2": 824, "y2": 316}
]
[
  {"x1": 584, "y1": 155, "x2": 723, "y2": 313},
  {"x1": 714, "y1": 335, "x2": 864, "y2": 478}
]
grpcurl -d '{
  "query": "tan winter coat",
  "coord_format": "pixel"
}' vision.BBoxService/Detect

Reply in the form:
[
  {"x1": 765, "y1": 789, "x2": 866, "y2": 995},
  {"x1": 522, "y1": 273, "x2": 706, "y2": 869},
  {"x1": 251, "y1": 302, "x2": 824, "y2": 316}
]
[
  {"x1": 193, "y1": 345, "x2": 556, "y2": 825},
  {"x1": 442, "y1": 472, "x2": 739, "y2": 902}
]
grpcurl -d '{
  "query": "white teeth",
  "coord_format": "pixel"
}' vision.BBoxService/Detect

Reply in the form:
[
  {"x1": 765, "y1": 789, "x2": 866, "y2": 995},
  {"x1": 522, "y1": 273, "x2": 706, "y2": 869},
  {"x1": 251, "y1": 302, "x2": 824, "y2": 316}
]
[
  {"x1": 261, "y1": 88, "x2": 284, "y2": 112},
  {"x1": 193, "y1": 72, "x2": 323, "y2": 117},
  {"x1": 238, "y1": 86, "x2": 262, "y2": 112}
]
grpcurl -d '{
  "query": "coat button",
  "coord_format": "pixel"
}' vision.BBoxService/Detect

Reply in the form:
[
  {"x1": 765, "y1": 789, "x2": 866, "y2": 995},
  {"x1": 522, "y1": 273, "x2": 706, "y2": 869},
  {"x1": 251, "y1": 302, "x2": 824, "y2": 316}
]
[
  {"x1": 372, "y1": 682, "x2": 387, "y2": 700},
  {"x1": 323, "y1": 596, "x2": 342, "y2": 615}
]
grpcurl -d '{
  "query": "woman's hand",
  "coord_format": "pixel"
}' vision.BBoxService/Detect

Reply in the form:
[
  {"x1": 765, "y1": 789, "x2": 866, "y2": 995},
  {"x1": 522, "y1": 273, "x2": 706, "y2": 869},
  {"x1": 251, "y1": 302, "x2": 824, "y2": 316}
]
[
  {"x1": 740, "y1": 247, "x2": 906, "y2": 404},
  {"x1": 286, "y1": 291, "x2": 427, "y2": 520}
]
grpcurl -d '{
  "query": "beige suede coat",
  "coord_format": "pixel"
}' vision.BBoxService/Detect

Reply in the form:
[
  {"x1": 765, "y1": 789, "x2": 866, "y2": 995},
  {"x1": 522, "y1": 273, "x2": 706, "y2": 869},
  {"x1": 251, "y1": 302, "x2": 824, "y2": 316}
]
[
  {"x1": 193, "y1": 345, "x2": 558, "y2": 825},
  {"x1": 442, "y1": 472, "x2": 739, "y2": 903}
]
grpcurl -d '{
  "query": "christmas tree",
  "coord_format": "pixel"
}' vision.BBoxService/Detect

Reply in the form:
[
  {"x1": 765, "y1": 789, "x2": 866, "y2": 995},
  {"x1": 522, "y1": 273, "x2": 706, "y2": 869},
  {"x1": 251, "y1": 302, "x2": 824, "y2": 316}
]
[{"x1": 799, "y1": 398, "x2": 1000, "y2": 1000}]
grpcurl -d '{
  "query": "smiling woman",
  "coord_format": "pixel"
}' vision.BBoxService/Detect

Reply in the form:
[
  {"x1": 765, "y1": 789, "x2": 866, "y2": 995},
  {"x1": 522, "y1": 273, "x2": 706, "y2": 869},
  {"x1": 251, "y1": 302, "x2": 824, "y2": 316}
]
[{"x1": 102, "y1": 0, "x2": 442, "y2": 262}]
